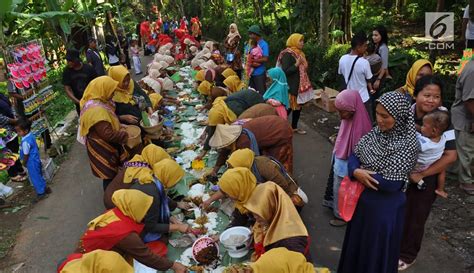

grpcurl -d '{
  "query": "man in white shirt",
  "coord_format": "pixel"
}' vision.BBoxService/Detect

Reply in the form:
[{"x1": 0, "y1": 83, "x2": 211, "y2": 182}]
[
  {"x1": 338, "y1": 32, "x2": 373, "y2": 120},
  {"x1": 462, "y1": 5, "x2": 474, "y2": 49}
]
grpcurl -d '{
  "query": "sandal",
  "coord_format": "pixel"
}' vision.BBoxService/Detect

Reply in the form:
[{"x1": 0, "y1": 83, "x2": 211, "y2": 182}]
[
  {"x1": 293, "y1": 128, "x2": 307, "y2": 135},
  {"x1": 329, "y1": 219, "x2": 347, "y2": 227},
  {"x1": 11, "y1": 175, "x2": 28, "y2": 182},
  {"x1": 398, "y1": 259, "x2": 416, "y2": 271}
]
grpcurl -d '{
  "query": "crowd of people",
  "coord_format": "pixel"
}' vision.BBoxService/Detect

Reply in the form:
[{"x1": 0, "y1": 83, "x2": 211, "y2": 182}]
[{"x1": 0, "y1": 8, "x2": 472, "y2": 273}]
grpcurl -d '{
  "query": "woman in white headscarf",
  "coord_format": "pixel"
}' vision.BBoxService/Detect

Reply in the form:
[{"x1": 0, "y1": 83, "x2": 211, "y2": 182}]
[{"x1": 224, "y1": 23, "x2": 242, "y2": 78}]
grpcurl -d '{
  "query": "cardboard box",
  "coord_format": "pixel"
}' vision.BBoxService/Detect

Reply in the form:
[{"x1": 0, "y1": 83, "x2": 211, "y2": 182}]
[{"x1": 314, "y1": 87, "x2": 339, "y2": 113}]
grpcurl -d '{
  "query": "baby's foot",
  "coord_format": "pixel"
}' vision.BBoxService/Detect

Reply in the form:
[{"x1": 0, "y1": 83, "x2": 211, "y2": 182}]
[{"x1": 435, "y1": 189, "x2": 448, "y2": 198}]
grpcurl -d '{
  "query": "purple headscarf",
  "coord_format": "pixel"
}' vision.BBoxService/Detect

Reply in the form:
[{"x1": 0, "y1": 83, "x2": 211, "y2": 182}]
[{"x1": 333, "y1": 90, "x2": 372, "y2": 160}]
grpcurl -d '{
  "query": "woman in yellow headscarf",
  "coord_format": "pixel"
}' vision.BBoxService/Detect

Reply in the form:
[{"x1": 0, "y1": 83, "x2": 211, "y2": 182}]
[
  {"x1": 58, "y1": 250, "x2": 133, "y2": 273},
  {"x1": 108, "y1": 66, "x2": 152, "y2": 125},
  {"x1": 224, "y1": 148, "x2": 307, "y2": 208},
  {"x1": 195, "y1": 69, "x2": 205, "y2": 83},
  {"x1": 398, "y1": 59, "x2": 433, "y2": 98},
  {"x1": 77, "y1": 189, "x2": 189, "y2": 272},
  {"x1": 225, "y1": 247, "x2": 316, "y2": 273},
  {"x1": 201, "y1": 167, "x2": 256, "y2": 227},
  {"x1": 277, "y1": 33, "x2": 313, "y2": 135},
  {"x1": 244, "y1": 182, "x2": 310, "y2": 260},
  {"x1": 224, "y1": 75, "x2": 246, "y2": 93},
  {"x1": 222, "y1": 68, "x2": 237, "y2": 79},
  {"x1": 197, "y1": 80, "x2": 212, "y2": 96},
  {"x1": 79, "y1": 76, "x2": 128, "y2": 190},
  {"x1": 149, "y1": 93, "x2": 163, "y2": 111}
]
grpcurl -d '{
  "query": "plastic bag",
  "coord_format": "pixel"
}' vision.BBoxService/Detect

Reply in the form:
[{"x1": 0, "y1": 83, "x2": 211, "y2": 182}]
[{"x1": 338, "y1": 176, "x2": 365, "y2": 222}]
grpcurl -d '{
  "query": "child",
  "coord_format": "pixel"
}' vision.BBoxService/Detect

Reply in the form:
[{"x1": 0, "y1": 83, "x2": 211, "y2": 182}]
[
  {"x1": 130, "y1": 39, "x2": 142, "y2": 75},
  {"x1": 414, "y1": 109, "x2": 450, "y2": 198},
  {"x1": 212, "y1": 43, "x2": 221, "y2": 56},
  {"x1": 364, "y1": 42, "x2": 381, "y2": 96},
  {"x1": 15, "y1": 119, "x2": 50, "y2": 202},
  {"x1": 245, "y1": 39, "x2": 263, "y2": 80}
]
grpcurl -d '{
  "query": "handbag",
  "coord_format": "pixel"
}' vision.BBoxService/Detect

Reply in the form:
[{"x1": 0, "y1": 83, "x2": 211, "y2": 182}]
[{"x1": 338, "y1": 176, "x2": 365, "y2": 222}]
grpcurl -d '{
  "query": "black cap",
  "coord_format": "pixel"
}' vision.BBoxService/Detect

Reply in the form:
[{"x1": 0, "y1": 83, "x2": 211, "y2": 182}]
[{"x1": 65, "y1": 49, "x2": 81, "y2": 62}]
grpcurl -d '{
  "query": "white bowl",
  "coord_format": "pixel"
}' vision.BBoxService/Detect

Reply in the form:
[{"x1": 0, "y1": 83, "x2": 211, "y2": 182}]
[{"x1": 219, "y1": 226, "x2": 252, "y2": 258}]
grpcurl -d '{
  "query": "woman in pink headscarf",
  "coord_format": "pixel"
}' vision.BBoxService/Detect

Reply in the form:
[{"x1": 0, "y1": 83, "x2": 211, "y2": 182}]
[{"x1": 329, "y1": 89, "x2": 372, "y2": 227}]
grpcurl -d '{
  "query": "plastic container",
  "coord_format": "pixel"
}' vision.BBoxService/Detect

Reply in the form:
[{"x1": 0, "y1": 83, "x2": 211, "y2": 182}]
[
  {"x1": 192, "y1": 236, "x2": 220, "y2": 265},
  {"x1": 219, "y1": 226, "x2": 252, "y2": 258},
  {"x1": 124, "y1": 125, "x2": 142, "y2": 148}
]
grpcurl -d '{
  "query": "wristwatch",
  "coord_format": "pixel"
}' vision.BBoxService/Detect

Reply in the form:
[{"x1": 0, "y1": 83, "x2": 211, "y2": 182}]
[{"x1": 417, "y1": 179, "x2": 427, "y2": 190}]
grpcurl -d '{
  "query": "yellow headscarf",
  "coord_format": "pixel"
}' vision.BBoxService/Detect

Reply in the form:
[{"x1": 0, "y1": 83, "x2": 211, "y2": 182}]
[
  {"x1": 108, "y1": 66, "x2": 135, "y2": 105},
  {"x1": 250, "y1": 248, "x2": 315, "y2": 273},
  {"x1": 223, "y1": 75, "x2": 245, "y2": 93},
  {"x1": 123, "y1": 144, "x2": 171, "y2": 184},
  {"x1": 149, "y1": 93, "x2": 163, "y2": 110},
  {"x1": 244, "y1": 182, "x2": 308, "y2": 246},
  {"x1": 60, "y1": 250, "x2": 133, "y2": 273},
  {"x1": 218, "y1": 167, "x2": 257, "y2": 213},
  {"x1": 227, "y1": 148, "x2": 255, "y2": 169},
  {"x1": 198, "y1": 80, "x2": 212, "y2": 96},
  {"x1": 79, "y1": 76, "x2": 120, "y2": 136},
  {"x1": 402, "y1": 59, "x2": 433, "y2": 97},
  {"x1": 222, "y1": 68, "x2": 237, "y2": 79},
  {"x1": 88, "y1": 189, "x2": 153, "y2": 230},
  {"x1": 152, "y1": 159, "x2": 185, "y2": 188},
  {"x1": 195, "y1": 69, "x2": 205, "y2": 82},
  {"x1": 208, "y1": 97, "x2": 237, "y2": 126},
  {"x1": 286, "y1": 33, "x2": 305, "y2": 58}
]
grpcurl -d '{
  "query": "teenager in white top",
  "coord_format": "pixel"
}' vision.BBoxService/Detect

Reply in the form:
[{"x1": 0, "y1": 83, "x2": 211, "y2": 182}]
[
  {"x1": 338, "y1": 33, "x2": 373, "y2": 119},
  {"x1": 462, "y1": 5, "x2": 474, "y2": 49}
]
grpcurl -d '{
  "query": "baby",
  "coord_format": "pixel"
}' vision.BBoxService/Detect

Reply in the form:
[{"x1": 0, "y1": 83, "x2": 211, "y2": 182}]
[
  {"x1": 245, "y1": 39, "x2": 263, "y2": 79},
  {"x1": 414, "y1": 109, "x2": 450, "y2": 198}
]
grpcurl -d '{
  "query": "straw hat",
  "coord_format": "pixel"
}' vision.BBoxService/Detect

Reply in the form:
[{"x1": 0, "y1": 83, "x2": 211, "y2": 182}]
[
  {"x1": 209, "y1": 124, "x2": 243, "y2": 149},
  {"x1": 164, "y1": 56, "x2": 175, "y2": 64},
  {"x1": 159, "y1": 61, "x2": 169, "y2": 69},
  {"x1": 189, "y1": 46, "x2": 198, "y2": 53},
  {"x1": 159, "y1": 77, "x2": 174, "y2": 91},
  {"x1": 192, "y1": 58, "x2": 205, "y2": 69}
]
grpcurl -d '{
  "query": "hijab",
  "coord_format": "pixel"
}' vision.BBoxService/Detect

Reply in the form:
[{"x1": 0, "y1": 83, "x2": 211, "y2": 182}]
[
  {"x1": 227, "y1": 148, "x2": 254, "y2": 169},
  {"x1": 222, "y1": 68, "x2": 237, "y2": 79},
  {"x1": 354, "y1": 91, "x2": 419, "y2": 182},
  {"x1": 208, "y1": 97, "x2": 237, "y2": 126},
  {"x1": 227, "y1": 23, "x2": 241, "y2": 44},
  {"x1": 263, "y1": 67, "x2": 290, "y2": 108},
  {"x1": 286, "y1": 33, "x2": 305, "y2": 58},
  {"x1": 198, "y1": 81, "x2": 212, "y2": 96},
  {"x1": 149, "y1": 93, "x2": 163, "y2": 109},
  {"x1": 333, "y1": 90, "x2": 372, "y2": 160},
  {"x1": 250, "y1": 248, "x2": 315, "y2": 273},
  {"x1": 244, "y1": 182, "x2": 308, "y2": 246},
  {"x1": 223, "y1": 75, "x2": 245, "y2": 93},
  {"x1": 60, "y1": 250, "x2": 133, "y2": 273},
  {"x1": 402, "y1": 59, "x2": 433, "y2": 97},
  {"x1": 152, "y1": 159, "x2": 185, "y2": 189},
  {"x1": 108, "y1": 66, "x2": 135, "y2": 104},
  {"x1": 123, "y1": 144, "x2": 171, "y2": 184},
  {"x1": 195, "y1": 69, "x2": 205, "y2": 82},
  {"x1": 217, "y1": 167, "x2": 257, "y2": 213},
  {"x1": 79, "y1": 76, "x2": 120, "y2": 136}
]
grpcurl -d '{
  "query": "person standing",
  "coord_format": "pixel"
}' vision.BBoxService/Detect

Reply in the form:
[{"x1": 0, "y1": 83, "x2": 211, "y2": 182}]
[
  {"x1": 462, "y1": 4, "x2": 474, "y2": 49},
  {"x1": 370, "y1": 25, "x2": 390, "y2": 114},
  {"x1": 451, "y1": 59, "x2": 474, "y2": 195},
  {"x1": 338, "y1": 92, "x2": 419, "y2": 273},
  {"x1": 118, "y1": 30, "x2": 131, "y2": 69},
  {"x1": 338, "y1": 33, "x2": 373, "y2": 120},
  {"x1": 62, "y1": 49, "x2": 98, "y2": 115},
  {"x1": 224, "y1": 23, "x2": 243, "y2": 78},
  {"x1": 86, "y1": 38, "x2": 106, "y2": 76},
  {"x1": 246, "y1": 25, "x2": 269, "y2": 95},
  {"x1": 105, "y1": 35, "x2": 121, "y2": 66},
  {"x1": 277, "y1": 33, "x2": 313, "y2": 134}
]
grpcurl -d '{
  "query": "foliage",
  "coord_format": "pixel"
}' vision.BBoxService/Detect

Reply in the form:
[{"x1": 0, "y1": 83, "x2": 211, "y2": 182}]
[
  {"x1": 351, "y1": 4, "x2": 394, "y2": 35},
  {"x1": 45, "y1": 65, "x2": 75, "y2": 126}
]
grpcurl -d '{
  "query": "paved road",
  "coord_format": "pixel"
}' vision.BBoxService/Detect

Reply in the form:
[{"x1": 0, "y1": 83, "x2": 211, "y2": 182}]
[{"x1": 3, "y1": 57, "x2": 466, "y2": 272}]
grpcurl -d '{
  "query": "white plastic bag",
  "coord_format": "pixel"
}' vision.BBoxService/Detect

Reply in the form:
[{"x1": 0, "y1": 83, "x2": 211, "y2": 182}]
[{"x1": 133, "y1": 260, "x2": 157, "y2": 273}]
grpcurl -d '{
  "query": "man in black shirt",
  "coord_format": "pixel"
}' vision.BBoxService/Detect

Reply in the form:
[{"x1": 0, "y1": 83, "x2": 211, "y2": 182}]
[
  {"x1": 62, "y1": 49, "x2": 97, "y2": 114},
  {"x1": 86, "y1": 38, "x2": 106, "y2": 76}
]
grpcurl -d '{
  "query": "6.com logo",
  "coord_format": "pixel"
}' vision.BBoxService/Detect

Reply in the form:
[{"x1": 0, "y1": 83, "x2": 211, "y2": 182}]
[{"x1": 425, "y1": 12, "x2": 455, "y2": 50}]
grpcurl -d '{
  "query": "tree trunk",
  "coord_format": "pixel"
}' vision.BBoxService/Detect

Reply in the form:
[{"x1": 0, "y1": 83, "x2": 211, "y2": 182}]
[
  {"x1": 231, "y1": 0, "x2": 238, "y2": 20},
  {"x1": 436, "y1": 0, "x2": 445, "y2": 12},
  {"x1": 341, "y1": 0, "x2": 352, "y2": 43},
  {"x1": 288, "y1": 0, "x2": 293, "y2": 33},
  {"x1": 320, "y1": 0, "x2": 329, "y2": 48},
  {"x1": 396, "y1": 0, "x2": 403, "y2": 14}
]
